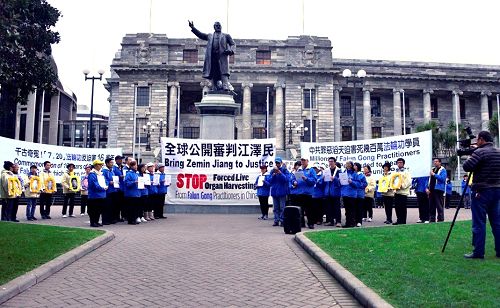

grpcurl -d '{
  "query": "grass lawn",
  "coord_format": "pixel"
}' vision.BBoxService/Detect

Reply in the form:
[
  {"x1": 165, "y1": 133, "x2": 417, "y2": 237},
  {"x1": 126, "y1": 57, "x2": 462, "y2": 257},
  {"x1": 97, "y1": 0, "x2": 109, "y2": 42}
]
[
  {"x1": 0, "y1": 222, "x2": 103, "y2": 285},
  {"x1": 306, "y1": 221, "x2": 499, "y2": 307}
]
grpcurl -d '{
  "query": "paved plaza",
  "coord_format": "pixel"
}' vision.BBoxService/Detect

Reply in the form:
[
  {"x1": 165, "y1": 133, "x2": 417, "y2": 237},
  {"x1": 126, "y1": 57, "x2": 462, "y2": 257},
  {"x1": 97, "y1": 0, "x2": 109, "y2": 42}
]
[{"x1": 3, "y1": 207, "x2": 472, "y2": 307}]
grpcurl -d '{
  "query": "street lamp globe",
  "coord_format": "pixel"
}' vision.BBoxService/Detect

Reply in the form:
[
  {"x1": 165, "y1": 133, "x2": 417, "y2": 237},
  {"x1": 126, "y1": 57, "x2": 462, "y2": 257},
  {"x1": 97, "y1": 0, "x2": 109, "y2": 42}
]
[
  {"x1": 82, "y1": 69, "x2": 90, "y2": 76},
  {"x1": 342, "y1": 69, "x2": 352, "y2": 78},
  {"x1": 304, "y1": 127, "x2": 309, "y2": 132},
  {"x1": 356, "y1": 69, "x2": 367, "y2": 78},
  {"x1": 97, "y1": 69, "x2": 105, "y2": 75}
]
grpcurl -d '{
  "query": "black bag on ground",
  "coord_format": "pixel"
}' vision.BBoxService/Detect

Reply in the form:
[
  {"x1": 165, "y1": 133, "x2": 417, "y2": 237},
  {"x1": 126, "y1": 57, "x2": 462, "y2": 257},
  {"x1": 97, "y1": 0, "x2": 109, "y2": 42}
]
[{"x1": 283, "y1": 206, "x2": 301, "y2": 234}]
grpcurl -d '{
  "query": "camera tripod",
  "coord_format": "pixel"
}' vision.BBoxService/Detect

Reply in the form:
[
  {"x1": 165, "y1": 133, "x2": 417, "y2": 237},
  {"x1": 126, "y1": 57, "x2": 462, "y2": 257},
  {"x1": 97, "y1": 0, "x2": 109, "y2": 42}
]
[{"x1": 441, "y1": 171, "x2": 473, "y2": 253}]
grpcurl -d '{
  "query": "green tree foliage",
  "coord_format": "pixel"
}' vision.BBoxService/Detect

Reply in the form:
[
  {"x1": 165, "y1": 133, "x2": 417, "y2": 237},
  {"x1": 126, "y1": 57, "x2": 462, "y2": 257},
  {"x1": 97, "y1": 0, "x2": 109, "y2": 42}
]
[{"x1": 488, "y1": 113, "x2": 498, "y2": 144}]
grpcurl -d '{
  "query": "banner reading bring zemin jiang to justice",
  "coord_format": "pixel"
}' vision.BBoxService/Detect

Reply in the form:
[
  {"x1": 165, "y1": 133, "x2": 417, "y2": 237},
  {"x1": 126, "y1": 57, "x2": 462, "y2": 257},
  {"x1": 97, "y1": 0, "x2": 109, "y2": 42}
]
[
  {"x1": 161, "y1": 137, "x2": 276, "y2": 205},
  {"x1": 0, "y1": 136, "x2": 122, "y2": 182},
  {"x1": 301, "y1": 130, "x2": 432, "y2": 179}
]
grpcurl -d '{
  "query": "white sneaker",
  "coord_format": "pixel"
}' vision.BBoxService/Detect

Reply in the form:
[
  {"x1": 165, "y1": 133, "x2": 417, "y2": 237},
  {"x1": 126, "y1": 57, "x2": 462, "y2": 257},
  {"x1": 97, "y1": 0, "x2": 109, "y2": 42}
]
[
  {"x1": 136, "y1": 217, "x2": 141, "y2": 223},
  {"x1": 367, "y1": 218, "x2": 372, "y2": 222},
  {"x1": 424, "y1": 221, "x2": 430, "y2": 224},
  {"x1": 62, "y1": 215, "x2": 67, "y2": 218},
  {"x1": 69, "y1": 215, "x2": 76, "y2": 217},
  {"x1": 80, "y1": 213, "x2": 85, "y2": 216},
  {"x1": 356, "y1": 223, "x2": 362, "y2": 227},
  {"x1": 140, "y1": 217, "x2": 147, "y2": 222},
  {"x1": 416, "y1": 220, "x2": 423, "y2": 223},
  {"x1": 362, "y1": 218, "x2": 367, "y2": 222}
]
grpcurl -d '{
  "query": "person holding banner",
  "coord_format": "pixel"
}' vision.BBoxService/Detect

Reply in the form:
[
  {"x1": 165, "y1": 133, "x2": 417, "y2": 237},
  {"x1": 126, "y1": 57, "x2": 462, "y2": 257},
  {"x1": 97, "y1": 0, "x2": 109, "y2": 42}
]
[
  {"x1": 255, "y1": 164, "x2": 271, "y2": 221},
  {"x1": 291, "y1": 157, "x2": 317, "y2": 229},
  {"x1": 145, "y1": 162, "x2": 158, "y2": 221},
  {"x1": 426, "y1": 158, "x2": 447, "y2": 222},
  {"x1": 113, "y1": 155, "x2": 126, "y2": 222},
  {"x1": 61, "y1": 163, "x2": 77, "y2": 218},
  {"x1": 378, "y1": 162, "x2": 395, "y2": 224},
  {"x1": 24, "y1": 165, "x2": 40, "y2": 221},
  {"x1": 353, "y1": 162, "x2": 368, "y2": 227},
  {"x1": 0, "y1": 161, "x2": 16, "y2": 221},
  {"x1": 268, "y1": 157, "x2": 289, "y2": 225},
  {"x1": 413, "y1": 176, "x2": 430, "y2": 223},
  {"x1": 392, "y1": 158, "x2": 412, "y2": 225},
  {"x1": 124, "y1": 160, "x2": 141, "y2": 225},
  {"x1": 155, "y1": 163, "x2": 168, "y2": 219},
  {"x1": 80, "y1": 165, "x2": 91, "y2": 216},
  {"x1": 138, "y1": 164, "x2": 149, "y2": 223},
  {"x1": 363, "y1": 165, "x2": 376, "y2": 223},
  {"x1": 340, "y1": 161, "x2": 358, "y2": 228},
  {"x1": 87, "y1": 159, "x2": 108, "y2": 227},
  {"x1": 323, "y1": 157, "x2": 342, "y2": 227},
  {"x1": 103, "y1": 158, "x2": 118, "y2": 225},
  {"x1": 39, "y1": 161, "x2": 55, "y2": 219}
]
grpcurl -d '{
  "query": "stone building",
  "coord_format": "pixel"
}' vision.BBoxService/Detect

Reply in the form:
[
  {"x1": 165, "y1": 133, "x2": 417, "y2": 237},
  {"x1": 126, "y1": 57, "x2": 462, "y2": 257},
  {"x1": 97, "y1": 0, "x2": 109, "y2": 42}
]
[{"x1": 105, "y1": 33, "x2": 500, "y2": 160}]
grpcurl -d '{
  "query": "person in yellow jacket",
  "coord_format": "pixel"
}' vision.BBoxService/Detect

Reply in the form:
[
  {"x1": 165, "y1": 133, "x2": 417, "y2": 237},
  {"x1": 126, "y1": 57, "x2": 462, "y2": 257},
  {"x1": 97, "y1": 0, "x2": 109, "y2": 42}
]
[
  {"x1": 391, "y1": 158, "x2": 412, "y2": 225},
  {"x1": 24, "y1": 165, "x2": 41, "y2": 221},
  {"x1": 377, "y1": 161, "x2": 394, "y2": 224},
  {"x1": 61, "y1": 163, "x2": 77, "y2": 217},
  {"x1": 39, "y1": 161, "x2": 56, "y2": 219},
  {"x1": 1, "y1": 161, "x2": 18, "y2": 221},
  {"x1": 363, "y1": 165, "x2": 376, "y2": 222}
]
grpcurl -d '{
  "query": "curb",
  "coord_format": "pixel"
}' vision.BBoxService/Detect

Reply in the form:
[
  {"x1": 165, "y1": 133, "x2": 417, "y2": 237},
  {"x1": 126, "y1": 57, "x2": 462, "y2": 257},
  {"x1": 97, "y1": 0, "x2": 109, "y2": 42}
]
[
  {"x1": 295, "y1": 232, "x2": 393, "y2": 308},
  {"x1": 0, "y1": 230, "x2": 115, "y2": 305}
]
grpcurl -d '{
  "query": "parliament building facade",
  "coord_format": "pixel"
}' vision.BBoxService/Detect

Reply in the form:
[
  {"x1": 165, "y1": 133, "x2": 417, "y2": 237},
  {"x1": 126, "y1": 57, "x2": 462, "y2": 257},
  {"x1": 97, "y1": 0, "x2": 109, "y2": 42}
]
[{"x1": 105, "y1": 33, "x2": 500, "y2": 159}]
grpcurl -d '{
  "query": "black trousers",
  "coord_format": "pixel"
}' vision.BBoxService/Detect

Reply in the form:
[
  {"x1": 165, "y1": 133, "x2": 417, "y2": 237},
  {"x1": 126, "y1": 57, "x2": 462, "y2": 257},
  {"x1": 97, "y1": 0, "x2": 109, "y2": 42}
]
[
  {"x1": 312, "y1": 197, "x2": 322, "y2": 224},
  {"x1": 355, "y1": 197, "x2": 364, "y2": 225},
  {"x1": 39, "y1": 193, "x2": 53, "y2": 217},
  {"x1": 343, "y1": 196, "x2": 356, "y2": 227},
  {"x1": 140, "y1": 195, "x2": 148, "y2": 216},
  {"x1": 102, "y1": 193, "x2": 118, "y2": 224},
  {"x1": 114, "y1": 191, "x2": 125, "y2": 220},
  {"x1": 416, "y1": 192, "x2": 429, "y2": 221},
  {"x1": 62, "y1": 193, "x2": 75, "y2": 215},
  {"x1": 1, "y1": 199, "x2": 14, "y2": 221},
  {"x1": 324, "y1": 196, "x2": 341, "y2": 224},
  {"x1": 429, "y1": 190, "x2": 444, "y2": 222},
  {"x1": 382, "y1": 195, "x2": 394, "y2": 222},
  {"x1": 154, "y1": 193, "x2": 166, "y2": 218},
  {"x1": 394, "y1": 194, "x2": 408, "y2": 224},
  {"x1": 126, "y1": 197, "x2": 140, "y2": 223},
  {"x1": 363, "y1": 197, "x2": 374, "y2": 219},
  {"x1": 10, "y1": 197, "x2": 19, "y2": 221},
  {"x1": 87, "y1": 197, "x2": 104, "y2": 225},
  {"x1": 295, "y1": 194, "x2": 313, "y2": 227},
  {"x1": 80, "y1": 195, "x2": 88, "y2": 214},
  {"x1": 258, "y1": 195, "x2": 269, "y2": 216}
]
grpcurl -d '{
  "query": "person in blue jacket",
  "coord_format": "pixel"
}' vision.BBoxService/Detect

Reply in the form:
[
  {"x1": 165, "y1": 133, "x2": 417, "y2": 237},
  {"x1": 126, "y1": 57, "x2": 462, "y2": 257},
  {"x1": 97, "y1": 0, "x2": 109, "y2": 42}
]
[
  {"x1": 145, "y1": 162, "x2": 159, "y2": 221},
  {"x1": 291, "y1": 157, "x2": 317, "y2": 229},
  {"x1": 87, "y1": 159, "x2": 108, "y2": 227},
  {"x1": 461, "y1": 174, "x2": 471, "y2": 209},
  {"x1": 323, "y1": 157, "x2": 342, "y2": 227},
  {"x1": 426, "y1": 158, "x2": 447, "y2": 222},
  {"x1": 312, "y1": 162, "x2": 326, "y2": 225},
  {"x1": 112, "y1": 155, "x2": 125, "y2": 222},
  {"x1": 353, "y1": 162, "x2": 368, "y2": 227},
  {"x1": 254, "y1": 165, "x2": 271, "y2": 221},
  {"x1": 138, "y1": 163, "x2": 149, "y2": 223},
  {"x1": 155, "y1": 163, "x2": 169, "y2": 219},
  {"x1": 287, "y1": 161, "x2": 301, "y2": 207},
  {"x1": 124, "y1": 160, "x2": 140, "y2": 225},
  {"x1": 413, "y1": 176, "x2": 430, "y2": 223},
  {"x1": 341, "y1": 161, "x2": 358, "y2": 228},
  {"x1": 445, "y1": 174, "x2": 453, "y2": 209},
  {"x1": 102, "y1": 158, "x2": 118, "y2": 225},
  {"x1": 268, "y1": 157, "x2": 289, "y2": 226}
]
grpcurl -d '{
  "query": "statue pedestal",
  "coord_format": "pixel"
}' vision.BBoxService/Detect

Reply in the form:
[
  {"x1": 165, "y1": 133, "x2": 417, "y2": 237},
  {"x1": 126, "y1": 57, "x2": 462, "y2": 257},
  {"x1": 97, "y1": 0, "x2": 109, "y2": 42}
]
[{"x1": 195, "y1": 92, "x2": 240, "y2": 139}]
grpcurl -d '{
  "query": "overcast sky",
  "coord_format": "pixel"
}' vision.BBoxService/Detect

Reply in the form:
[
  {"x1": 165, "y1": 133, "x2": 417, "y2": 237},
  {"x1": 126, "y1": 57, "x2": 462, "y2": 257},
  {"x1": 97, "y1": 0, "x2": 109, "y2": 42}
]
[{"x1": 47, "y1": 0, "x2": 500, "y2": 116}]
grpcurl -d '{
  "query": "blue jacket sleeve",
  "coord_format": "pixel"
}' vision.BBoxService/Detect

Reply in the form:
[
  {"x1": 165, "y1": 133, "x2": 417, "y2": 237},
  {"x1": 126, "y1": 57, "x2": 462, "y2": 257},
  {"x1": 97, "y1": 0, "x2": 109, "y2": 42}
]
[
  {"x1": 435, "y1": 168, "x2": 447, "y2": 183},
  {"x1": 88, "y1": 173, "x2": 106, "y2": 192},
  {"x1": 124, "y1": 172, "x2": 136, "y2": 188},
  {"x1": 304, "y1": 169, "x2": 316, "y2": 186}
]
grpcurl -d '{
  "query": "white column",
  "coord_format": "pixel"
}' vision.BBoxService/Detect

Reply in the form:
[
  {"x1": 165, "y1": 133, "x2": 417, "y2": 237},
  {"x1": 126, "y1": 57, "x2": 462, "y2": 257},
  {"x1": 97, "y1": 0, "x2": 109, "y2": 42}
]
[
  {"x1": 167, "y1": 81, "x2": 179, "y2": 137},
  {"x1": 452, "y1": 90, "x2": 462, "y2": 126},
  {"x1": 363, "y1": 88, "x2": 372, "y2": 140},
  {"x1": 393, "y1": 89, "x2": 402, "y2": 136},
  {"x1": 333, "y1": 86, "x2": 342, "y2": 142},
  {"x1": 423, "y1": 89, "x2": 433, "y2": 123},
  {"x1": 48, "y1": 91, "x2": 60, "y2": 145},
  {"x1": 274, "y1": 83, "x2": 285, "y2": 151},
  {"x1": 25, "y1": 91, "x2": 37, "y2": 142},
  {"x1": 242, "y1": 82, "x2": 253, "y2": 139},
  {"x1": 480, "y1": 91, "x2": 491, "y2": 131}
]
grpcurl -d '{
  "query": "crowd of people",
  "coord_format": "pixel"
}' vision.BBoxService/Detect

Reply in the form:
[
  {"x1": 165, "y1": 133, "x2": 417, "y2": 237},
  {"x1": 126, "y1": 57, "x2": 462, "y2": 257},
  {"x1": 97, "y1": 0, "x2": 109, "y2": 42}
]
[{"x1": 0, "y1": 156, "x2": 169, "y2": 227}]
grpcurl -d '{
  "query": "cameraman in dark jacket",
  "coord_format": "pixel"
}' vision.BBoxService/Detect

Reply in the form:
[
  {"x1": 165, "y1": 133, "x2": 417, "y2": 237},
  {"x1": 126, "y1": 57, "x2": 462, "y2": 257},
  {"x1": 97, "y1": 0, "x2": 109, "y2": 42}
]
[{"x1": 462, "y1": 131, "x2": 500, "y2": 259}]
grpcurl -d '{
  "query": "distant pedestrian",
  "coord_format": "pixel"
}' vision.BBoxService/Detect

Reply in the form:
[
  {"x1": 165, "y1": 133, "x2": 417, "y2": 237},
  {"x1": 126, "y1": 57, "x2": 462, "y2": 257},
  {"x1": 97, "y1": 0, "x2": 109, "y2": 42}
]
[
  {"x1": 392, "y1": 158, "x2": 412, "y2": 225},
  {"x1": 426, "y1": 158, "x2": 447, "y2": 222}
]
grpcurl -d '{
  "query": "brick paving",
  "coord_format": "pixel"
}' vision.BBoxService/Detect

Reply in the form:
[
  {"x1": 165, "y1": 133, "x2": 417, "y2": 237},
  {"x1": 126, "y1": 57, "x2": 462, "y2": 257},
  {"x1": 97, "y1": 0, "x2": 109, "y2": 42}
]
[{"x1": 3, "y1": 207, "x2": 472, "y2": 307}]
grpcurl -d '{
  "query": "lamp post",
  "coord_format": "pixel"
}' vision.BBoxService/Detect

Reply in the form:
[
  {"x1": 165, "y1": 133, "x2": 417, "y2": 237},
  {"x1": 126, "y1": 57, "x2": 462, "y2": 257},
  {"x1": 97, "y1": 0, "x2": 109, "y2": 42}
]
[
  {"x1": 143, "y1": 121, "x2": 155, "y2": 151},
  {"x1": 83, "y1": 69, "x2": 104, "y2": 148},
  {"x1": 342, "y1": 69, "x2": 366, "y2": 140},
  {"x1": 401, "y1": 89, "x2": 406, "y2": 135},
  {"x1": 286, "y1": 120, "x2": 296, "y2": 144},
  {"x1": 156, "y1": 118, "x2": 166, "y2": 143}
]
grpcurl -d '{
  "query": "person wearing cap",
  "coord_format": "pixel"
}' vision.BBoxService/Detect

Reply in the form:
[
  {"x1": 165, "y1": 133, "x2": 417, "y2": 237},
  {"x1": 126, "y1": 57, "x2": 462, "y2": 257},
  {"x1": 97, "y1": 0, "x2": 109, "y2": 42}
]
[
  {"x1": 340, "y1": 161, "x2": 358, "y2": 228},
  {"x1": 61, "y1": 163, "x2": 77, "y2": 218},
  {"x1": 268, "y1": 157, "x2": 289, "y2": 225},
  {"x1": 312, "y1": 162, "x2": 326, "y2": 225},
  {"x1": 378, "y1": 161, "x2": 395, "y2": 224},
  {"x1": 113, "y1": 155, "x2": 126, "y2": 222},
  {"x1": 38, "y1": 161, "x2": 54, "y2": 219},
  {"x1": 102, "y1": 158, "x2": 118, "y2": 225},
  {"x1": 323, "y1": 157, "x2": 342, "y2": 227},
  {"x1": 24, "y1": 165, "x2": 40, "y2": 221},
  {"x1": 254, "y1": 164, "x2": 271, "y2": 221},
  {"x1": 80, "y1": 165, "x2": 92, "y2": 216},
  {"x1": 291, "y1": 157, "x2": 317, "y2": 229},
  {"x1": 352, "y1": 162, "x2": 368, "y2": 227},
  {"x1": 87, "y1": 159, "x2": 108, "y2": 227},
  {"x1": 155, "y1": 163, "x2": 168, "y2": 219},
  {"x1": 124, "y1": 160, "x2": 141, "y2": 224},
  {"x1": 145, "y1": 162, "x2": 158, "y2": 221}
]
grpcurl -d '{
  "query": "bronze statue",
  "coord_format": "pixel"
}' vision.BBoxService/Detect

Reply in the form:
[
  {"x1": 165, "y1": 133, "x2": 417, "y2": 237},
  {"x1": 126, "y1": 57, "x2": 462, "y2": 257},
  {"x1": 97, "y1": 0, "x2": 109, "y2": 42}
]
[{"x1": 188, "y1": 20, "x2": 235, "y2": 91}]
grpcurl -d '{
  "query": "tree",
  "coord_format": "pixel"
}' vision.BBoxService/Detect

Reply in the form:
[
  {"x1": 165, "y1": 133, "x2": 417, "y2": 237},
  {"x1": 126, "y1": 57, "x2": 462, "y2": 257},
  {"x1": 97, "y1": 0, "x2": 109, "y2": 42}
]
[
  {"x1": 0, "y1": 0, "x2": 61, "y2": 137},
  {"x1": 488, "y1": 113, "x2": 498, "y2": 145}
]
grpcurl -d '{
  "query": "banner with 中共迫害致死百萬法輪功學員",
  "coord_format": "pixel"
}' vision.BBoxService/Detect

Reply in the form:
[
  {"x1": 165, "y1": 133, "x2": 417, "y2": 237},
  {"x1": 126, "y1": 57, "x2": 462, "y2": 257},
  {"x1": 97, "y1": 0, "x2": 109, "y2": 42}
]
[
  {"x1": 0, "y1": 136, "x2": 122, "y2": 183},
  {"x1": 300, "y1": 130, "x2": 432, "y2": 179},
  {"x1": 161, "y1": 137, "x2": 276, "y2": 205}
]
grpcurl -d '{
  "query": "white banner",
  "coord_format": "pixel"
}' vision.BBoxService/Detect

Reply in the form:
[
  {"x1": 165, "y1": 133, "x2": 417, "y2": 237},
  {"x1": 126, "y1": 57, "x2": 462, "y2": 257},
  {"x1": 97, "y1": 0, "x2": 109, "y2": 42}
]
[
  {"x1": 0, "y1": 136, "x2": 122, "y2": 182},
  {"x1": 301, "y1": 131, "x2": 432, "y2": 179},
  {"x1": 161, "y1": 137, "x2": 276, "y2": 205}
]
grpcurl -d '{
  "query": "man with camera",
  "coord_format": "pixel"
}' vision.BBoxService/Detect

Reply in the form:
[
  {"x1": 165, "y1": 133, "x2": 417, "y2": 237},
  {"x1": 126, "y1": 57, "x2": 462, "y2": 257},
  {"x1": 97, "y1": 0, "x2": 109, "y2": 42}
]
[{"x1": 462, "y1": 131, "x2": 500, "y2": 259}]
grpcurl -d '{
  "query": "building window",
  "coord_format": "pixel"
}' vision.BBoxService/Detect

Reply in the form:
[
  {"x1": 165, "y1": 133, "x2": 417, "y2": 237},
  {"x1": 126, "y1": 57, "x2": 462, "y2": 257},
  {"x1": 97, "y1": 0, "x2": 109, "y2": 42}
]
[
  {"x1": 74, "y1": 124, "x2": 84, "y2": 142},
  {"x1": 431, "y1": 98, "x2": 438, "y2": 118},
  {"x1": 372, "y1": 127, "x2": 382, "y2": 139},
  {"x1": 253, "y1": 127, "x2": 266, "y2": 139},
  {"x1": 303, "y1": 120, "x2": 316, "y2": 142},
  {"x1": 19, "y1": 114, "x2": 27, "y2": 141},
  {"x1": 183, "y1": 49, "x2": 198, "y2": 63},
  {"x1": 256, "y1": 50, "x2": 271, "y2": 65},
  {"x1": 401, "y1": 96, "x2": 410, "y2": 117},
  {"x1": 371, "y1": 97, "x2": 381, "y2": 117},
  {"x1": 303, "y1": 89, "x2": 316, "y2": 109},
  {"x1": 342, "y1": 126, "x2": 352, "y2": 141},
  {"x1": 459, "y1": 98, "x2": 466, "y2": 119},
  {"x1": 136, "y1": 86, "x2": 150, "y2": 107},
  {"x1": 488, "y1": 100, "x2": 493, "y2": 119},
  {"x1": 183, "y1": 127, "x2": 200, "y2": 139},
  {"x1": 252, "y1": 103, "x2": 266, "y2": 114},
  {"x1": 341, "y1": 96, "x2": 351, "y2": 116},
  {"x1": 135, "y1": 118, "x2": 147, "y2": 143}
]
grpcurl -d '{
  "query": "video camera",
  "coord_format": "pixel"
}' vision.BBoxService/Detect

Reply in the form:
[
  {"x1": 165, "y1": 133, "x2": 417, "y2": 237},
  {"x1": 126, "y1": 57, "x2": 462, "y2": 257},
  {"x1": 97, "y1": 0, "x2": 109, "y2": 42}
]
[{"x1": 456, "y1": 127, "x2": 476, "y2": 156}]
